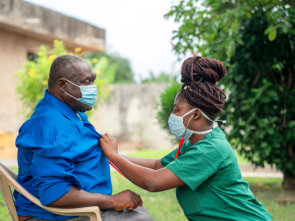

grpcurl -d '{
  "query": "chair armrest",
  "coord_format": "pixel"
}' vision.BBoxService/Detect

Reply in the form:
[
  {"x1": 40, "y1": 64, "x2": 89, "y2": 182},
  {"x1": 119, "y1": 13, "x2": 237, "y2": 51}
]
[{"x1": 43, "y1": 206, "x2": 101, "y2": 221}]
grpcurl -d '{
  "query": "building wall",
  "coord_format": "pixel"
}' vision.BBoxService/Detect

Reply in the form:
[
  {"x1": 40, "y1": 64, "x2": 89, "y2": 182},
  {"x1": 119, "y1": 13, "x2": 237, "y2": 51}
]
[
  {"x1": 0, "y1": 0, "x2": 105, "y2": 52},
  {"x1": 0, "y1": 28, "x2": 53, "y2": 133}
]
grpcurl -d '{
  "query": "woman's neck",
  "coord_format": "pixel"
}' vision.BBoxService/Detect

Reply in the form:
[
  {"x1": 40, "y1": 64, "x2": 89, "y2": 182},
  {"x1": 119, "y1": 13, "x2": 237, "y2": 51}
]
[{"x1": 189, "y1": 133, "x2": 209, "y2": 145}]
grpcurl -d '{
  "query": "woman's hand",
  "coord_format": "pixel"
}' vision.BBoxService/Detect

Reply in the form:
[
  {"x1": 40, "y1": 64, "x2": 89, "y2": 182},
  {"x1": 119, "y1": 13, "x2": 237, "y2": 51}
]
[{"x1": 100, "y1": 133, "x2": 118, "y2": 158}]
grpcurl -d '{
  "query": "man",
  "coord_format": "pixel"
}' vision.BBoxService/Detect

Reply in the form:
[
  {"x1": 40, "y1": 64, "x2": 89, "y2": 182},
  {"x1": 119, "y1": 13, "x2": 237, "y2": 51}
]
[{"x1": 14, "y1": 55, "x2": 153, "y2": 221}]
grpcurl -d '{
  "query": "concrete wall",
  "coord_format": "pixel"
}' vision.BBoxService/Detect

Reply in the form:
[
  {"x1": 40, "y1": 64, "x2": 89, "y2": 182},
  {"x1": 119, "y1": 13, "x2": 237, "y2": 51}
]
[{"x1": 91, "y1": 83, "x2": 174, "y2": 150}]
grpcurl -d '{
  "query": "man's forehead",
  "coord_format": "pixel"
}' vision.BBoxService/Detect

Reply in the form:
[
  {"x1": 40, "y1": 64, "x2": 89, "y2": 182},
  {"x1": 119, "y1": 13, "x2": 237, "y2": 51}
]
[
  {"x1": 72, "y1": 60, "x2": 91, "y2": 72},
  {"x1": 69, "y1": 61, "x2": 92, "y2": 78}
]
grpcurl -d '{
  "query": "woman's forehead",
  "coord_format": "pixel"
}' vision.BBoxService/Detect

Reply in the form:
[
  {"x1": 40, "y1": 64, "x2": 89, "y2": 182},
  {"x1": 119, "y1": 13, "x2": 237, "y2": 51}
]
[{"x1": 174, "y1": 91, "x2": 192, "y2": 108}]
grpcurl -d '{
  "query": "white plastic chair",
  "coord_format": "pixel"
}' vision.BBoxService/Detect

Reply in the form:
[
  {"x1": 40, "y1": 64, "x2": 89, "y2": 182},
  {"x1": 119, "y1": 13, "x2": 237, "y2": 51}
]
[{"x1": 0, "y1": 163, "x2": 102, "y2": 221}]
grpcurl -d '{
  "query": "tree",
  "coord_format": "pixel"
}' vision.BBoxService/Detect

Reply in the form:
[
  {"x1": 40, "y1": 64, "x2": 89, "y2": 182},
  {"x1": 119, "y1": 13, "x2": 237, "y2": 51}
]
[
  {"x1": 85, "y1": 52, "x2": 134, "y2": 83},
  {"x1": 164, "y1": 0, "x2": 295, "y2": 189},
  {"x1": 15, "y1": 40, "x2": 115, "y2": 118}
]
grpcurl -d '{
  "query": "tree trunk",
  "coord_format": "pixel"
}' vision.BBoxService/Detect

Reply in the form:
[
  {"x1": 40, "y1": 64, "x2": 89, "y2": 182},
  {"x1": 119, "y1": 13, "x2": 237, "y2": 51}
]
[{"x1": 282, "y1": 173, "x2": 295, "y2": 190}]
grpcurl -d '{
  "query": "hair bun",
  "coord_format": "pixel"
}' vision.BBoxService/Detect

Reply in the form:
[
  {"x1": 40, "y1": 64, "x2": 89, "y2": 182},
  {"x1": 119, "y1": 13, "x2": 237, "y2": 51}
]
[{"x1": 181, "y1": 56, "x2": 226, "y2": 84}]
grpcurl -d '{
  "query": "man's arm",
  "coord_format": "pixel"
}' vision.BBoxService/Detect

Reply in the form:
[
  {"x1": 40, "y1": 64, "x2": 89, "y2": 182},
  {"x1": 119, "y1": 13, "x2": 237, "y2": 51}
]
[
  {"x1": 48, "y1": 186, "x2": 142, "y2": 211},
  {"x1": 120, "y1": 156, "x2": 163, "y2": 170}
]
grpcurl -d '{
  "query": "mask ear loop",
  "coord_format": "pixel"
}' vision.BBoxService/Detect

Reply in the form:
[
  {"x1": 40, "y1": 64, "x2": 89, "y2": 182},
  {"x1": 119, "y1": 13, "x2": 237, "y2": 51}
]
[
  {"x1": 174, "y1": 113, "x2": 196, "y2": 160},
  {"x1": 61, "y1": 78, "x2": 82, "y2": 100},
  {"x1": 182, "y1": 114, "x2": 196, "y2": 139}
]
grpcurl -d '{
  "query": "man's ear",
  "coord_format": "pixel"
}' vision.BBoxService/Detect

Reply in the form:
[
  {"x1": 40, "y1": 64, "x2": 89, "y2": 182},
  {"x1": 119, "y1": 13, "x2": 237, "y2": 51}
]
[{"x1": 58, "y1": 79, "x2": 66, "y2": 91}]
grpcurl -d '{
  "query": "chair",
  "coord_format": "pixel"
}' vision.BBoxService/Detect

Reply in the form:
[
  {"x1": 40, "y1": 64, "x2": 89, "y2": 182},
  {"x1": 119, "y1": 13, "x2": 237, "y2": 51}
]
[{"x1": 0, "y1": 163, "x2": 102, "y2": 221}]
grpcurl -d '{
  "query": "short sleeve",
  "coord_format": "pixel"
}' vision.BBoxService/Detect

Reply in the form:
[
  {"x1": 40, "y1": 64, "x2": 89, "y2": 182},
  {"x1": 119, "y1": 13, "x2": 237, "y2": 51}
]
[
  {"x1": 165, "y1": 140, "x2": 222, "y2": 191},
  {"x1": 161, "y1": 148, "x2": 177, "y2": 167},
  {"x1": 30, "y1": 152, "x2": 81, "y2": 205}
]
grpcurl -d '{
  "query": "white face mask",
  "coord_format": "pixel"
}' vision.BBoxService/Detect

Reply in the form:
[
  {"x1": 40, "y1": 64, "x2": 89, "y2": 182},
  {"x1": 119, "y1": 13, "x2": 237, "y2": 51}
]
[{"x1": 168, "y1": 108, "x2": 221, "y2": 142}]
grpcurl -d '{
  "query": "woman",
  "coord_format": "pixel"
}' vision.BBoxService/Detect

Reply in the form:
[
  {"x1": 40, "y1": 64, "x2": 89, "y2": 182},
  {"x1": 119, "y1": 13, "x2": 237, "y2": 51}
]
[{"x1": 100, "y1": 56, "x2": 272, "y2": 221}]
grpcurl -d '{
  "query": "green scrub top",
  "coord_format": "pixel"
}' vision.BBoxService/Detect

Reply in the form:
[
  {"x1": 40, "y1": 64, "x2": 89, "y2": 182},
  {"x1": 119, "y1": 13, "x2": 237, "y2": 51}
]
[{"x1": 161, "y1": 127, "x2": 272, "y2": 221}]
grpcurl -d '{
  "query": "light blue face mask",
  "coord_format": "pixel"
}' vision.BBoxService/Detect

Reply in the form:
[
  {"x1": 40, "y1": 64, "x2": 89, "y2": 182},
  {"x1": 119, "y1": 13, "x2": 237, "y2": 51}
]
[
  {"x1": 63, "y1": 78, "x2": 97, "y2": 107},
  {"x1": 168, "y1": 108, "x2": 222, "y2": 142}
]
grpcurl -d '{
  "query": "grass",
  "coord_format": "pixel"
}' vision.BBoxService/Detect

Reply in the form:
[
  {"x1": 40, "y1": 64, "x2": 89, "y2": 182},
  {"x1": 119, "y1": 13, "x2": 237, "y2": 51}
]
[
  {"x1": 126, "y1": 149, "x2": 172, "y2": 159},
  {"x1": 244, "y1": 177, "x2": 295, "y2": 221},
  {"x1": 1, "y1": 151, "x2": 294, "y2": 220}
]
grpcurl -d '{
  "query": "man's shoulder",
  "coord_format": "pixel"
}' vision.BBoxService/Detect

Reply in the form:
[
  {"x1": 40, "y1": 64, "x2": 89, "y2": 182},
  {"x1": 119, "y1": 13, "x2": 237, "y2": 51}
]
[
  {"x1": 16, "y1": 104, "x2": 75, "y2": 151},
  {"x1": 18, "y1": 100, "x2": 72, "y2": 138},
  {"x1": 32, "y1": 98, "x2": 69, "y2": 123}
]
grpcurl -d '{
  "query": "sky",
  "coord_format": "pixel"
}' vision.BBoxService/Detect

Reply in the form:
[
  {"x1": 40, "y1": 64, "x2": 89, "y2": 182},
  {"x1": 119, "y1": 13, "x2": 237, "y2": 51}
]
[{"x1": 26, "y1": 0, "x2": 183, "y2": 81}]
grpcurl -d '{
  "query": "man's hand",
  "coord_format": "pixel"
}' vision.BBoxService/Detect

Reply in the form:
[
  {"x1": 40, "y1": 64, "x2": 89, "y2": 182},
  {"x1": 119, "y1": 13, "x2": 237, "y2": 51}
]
[
  {"x1": 111, "y1": 190, "x2": 143, "y2": 211},
  {"x1": 100, "y1": 133, "x2": 118, "y2": 158}
]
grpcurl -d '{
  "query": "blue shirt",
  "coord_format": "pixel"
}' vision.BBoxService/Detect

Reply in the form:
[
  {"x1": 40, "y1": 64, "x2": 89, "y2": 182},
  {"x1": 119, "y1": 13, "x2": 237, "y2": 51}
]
[{"x1": 14, "y1": 90, "x2": 112, "y2": 220}]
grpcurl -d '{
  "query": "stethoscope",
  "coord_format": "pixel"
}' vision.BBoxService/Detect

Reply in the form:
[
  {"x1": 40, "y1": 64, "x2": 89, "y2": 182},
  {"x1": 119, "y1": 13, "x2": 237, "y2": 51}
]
[
  {"x1": 174, "y1": 113, "x2": 197, "y2": 160},
  {"x1": 108, "y1": 160, "x2": 127, "y2": 178}
]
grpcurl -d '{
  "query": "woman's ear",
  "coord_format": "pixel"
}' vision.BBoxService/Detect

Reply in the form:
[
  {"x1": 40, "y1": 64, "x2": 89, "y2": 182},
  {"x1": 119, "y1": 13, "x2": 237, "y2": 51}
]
[{"x1": 193, "y1": 109, "x2": 202, "y2": 120}]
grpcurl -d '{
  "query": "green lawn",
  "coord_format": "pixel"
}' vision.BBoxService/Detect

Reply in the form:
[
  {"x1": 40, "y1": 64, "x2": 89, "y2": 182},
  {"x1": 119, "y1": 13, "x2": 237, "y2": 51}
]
[{"x1": 1, "y1": 150, "x2": 294, "y2": 220}]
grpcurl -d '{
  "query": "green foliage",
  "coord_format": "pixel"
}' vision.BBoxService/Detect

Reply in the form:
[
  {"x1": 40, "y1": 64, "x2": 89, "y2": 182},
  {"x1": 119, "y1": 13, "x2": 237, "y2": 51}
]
[
  {"x1": 141, "y1": 71, "x2": 177, "y2": 83},
  {"x1": 85, "y1": 52, "x2": 134, "y2": 83},
  {"x1": 165, "y1": 0, "x2": 295, "y2": 178},
  {"x1": 15, "y1": 40, "x2": 115, "y2": 118},
  {"x1": 156, "y1": 81, "x2": 182, "y2": 134},
  {"x1": 165, "y1": 0, "x2": 295, "y2": 60}
]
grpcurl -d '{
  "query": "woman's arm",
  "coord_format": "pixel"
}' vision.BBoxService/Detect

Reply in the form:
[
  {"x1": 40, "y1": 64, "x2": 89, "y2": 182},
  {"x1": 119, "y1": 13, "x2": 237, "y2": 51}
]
[
  {"x1": 120, "y1": 156, "x2": 163, "y2": 170},
  {"x1": 100, "y1": 134, "x2": 185, "y2": 192}
]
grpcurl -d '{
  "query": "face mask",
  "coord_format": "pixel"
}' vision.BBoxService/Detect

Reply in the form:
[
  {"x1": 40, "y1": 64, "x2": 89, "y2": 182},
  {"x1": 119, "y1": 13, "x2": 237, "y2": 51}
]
[
  {"x1": 168, "y1": 108, "x2": 218, "y2": 142},
  {"x1": 62, "y1": 78, "x2": 97, "y2": 107}
]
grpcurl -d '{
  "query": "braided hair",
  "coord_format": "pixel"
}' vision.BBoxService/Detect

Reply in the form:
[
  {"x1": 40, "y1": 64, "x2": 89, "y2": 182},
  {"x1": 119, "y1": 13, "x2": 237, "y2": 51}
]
[{"x1": 180, "y1": 56, "x2": 226, "y2": 121}]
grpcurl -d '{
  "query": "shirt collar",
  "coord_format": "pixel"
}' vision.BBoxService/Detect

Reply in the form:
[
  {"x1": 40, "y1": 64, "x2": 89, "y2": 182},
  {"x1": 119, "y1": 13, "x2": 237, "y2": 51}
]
[{"x1": 43, "y1": 90, "x2": 84, "y2": 122}]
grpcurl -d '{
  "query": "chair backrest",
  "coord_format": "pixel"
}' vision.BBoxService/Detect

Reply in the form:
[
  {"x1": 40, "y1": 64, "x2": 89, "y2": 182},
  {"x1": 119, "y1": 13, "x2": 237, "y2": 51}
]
[
  {"x1": 0, "y1": 163, "x2": 102, "y2": 221},
  {"x1": 0, "y1": 162, "x2": 19, "y2": 221}
]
